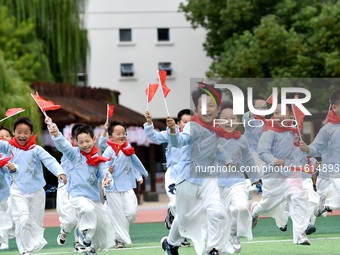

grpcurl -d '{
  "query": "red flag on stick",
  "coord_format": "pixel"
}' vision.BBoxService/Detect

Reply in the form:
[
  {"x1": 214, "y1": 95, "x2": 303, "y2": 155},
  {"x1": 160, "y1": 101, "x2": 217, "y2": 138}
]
[
  {"x1": 157, "y1": 70, "x2": 171, "y2": 98},
  {"x1": 266, "y1": 94, "x2": 273, "y2": 104},
  {"x1": 0, "y1": 153, "x2": 14, "y2": 168},
  {"x1": 292, "y1": 94, "x2": 305, "y2": 131},
  {"x1": 145, "y1": 83, "x2": 159, "y2": 103},
  {"x1": 5, "y1": 108, "x2": 25, "y2": 117},
  {"x1": 107, "y1": 104, "x2": 115, "y2": 119},
  {"x1": 32, "y1": 92, "x2": 61, "y2": 111}
]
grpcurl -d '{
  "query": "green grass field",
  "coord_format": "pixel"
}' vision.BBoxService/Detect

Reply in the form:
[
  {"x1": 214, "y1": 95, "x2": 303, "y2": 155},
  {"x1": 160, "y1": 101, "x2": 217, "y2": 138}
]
[{"x1": 2, "y1": 216, "x2": 340, "y2": 255}]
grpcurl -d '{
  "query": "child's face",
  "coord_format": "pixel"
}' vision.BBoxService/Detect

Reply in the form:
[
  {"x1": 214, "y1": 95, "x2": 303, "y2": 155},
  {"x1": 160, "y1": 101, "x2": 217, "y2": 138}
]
[
  {"x1": 13, "y1": 123, "x2": 32, "y2": 146},
  {"x1": 177, "y1": 114, "x2": 191, "y2": 131},
  {"x1": 77, "y1": 133, "x2": 96, "y2": 153},
  {"x1": 109, "y1": 125, "x2": 127, "y2": 144},
  {"x1": 196, "y1": 95, "x2": 221, "y2": 124},
  {"x1": 0, "y1": 129, "x2": 11, "y2": 141},
  {"x1": 273, "y1": 104, "x2": 293, "y2": 127},
  {"x1": 219, "y1": 108, "x2": 239, "y2": 133},
  {"x1": 331, "y1": 102, "x2": 340, "y2": 117}
]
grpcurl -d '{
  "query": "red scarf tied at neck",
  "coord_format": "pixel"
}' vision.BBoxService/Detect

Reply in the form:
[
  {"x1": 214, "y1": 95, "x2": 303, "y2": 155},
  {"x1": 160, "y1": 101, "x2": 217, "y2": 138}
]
[
  {"x1": 8, "y1": 134, "x2": 38, "y2": 151},
  {"x1": 107, "y1": 140, "x2": 135, "y2": 156},
  {"x1": 191, "y1": 115, "x2": 241, "y2": 139},
  {"x1": 326, "y1": 110, "x2": 340, "y2": 124},
  {"x1": 80, "y1": 146, "x2": 110, "y2": 166},
  {"x1": 263, "y1": 117, "x2": 299, "y2": 134}
]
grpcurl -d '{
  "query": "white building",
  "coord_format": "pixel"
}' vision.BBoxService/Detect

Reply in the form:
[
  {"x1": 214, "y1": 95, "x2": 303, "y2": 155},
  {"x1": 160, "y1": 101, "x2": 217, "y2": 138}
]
[{"x1": 85, "y1": 0, "x2": 211, "y2": 119}]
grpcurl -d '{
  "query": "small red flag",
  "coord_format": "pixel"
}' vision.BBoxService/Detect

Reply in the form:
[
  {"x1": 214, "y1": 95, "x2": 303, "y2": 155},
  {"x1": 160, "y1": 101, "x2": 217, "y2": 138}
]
[
  {"x1": 32, "y1": 92, "x2": 61, "y2": 111},
  {"x1": 145, "y1": 83, "x2": 159, "y2": 103},
  {"x1": 5, "y1": 108, "x2": 25, "y2": 117},
  {"x1": 266, "y1": 94, "x2": 273, "y2": 104},
  {"x1": 107, "y1": 105, "x2": 115, "y2": 119},
  {"x1": 292, "y1": 94, "x2": 305, "y2": 131},
  {"x1": 157, "y1": 70, "x2": 171, "y2": 97},
  {"x1": 0, "y1": 153, "x2": 13, "y2": 168}
]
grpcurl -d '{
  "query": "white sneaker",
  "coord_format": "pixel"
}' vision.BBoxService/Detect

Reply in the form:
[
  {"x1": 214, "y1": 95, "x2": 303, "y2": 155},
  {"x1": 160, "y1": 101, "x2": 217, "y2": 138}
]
[
  {"x1": 297, "y1": 233, "x2": 311, "y2": 245},
  {"x1": 57, "y1": 229, "x2": 69, "y2": 245},
  {"x1": 230, "y1": 235, "x2": 241, "y2": 253},
  {"x1": 0, "y1": 242, "x2": 9, "y2": 250}
]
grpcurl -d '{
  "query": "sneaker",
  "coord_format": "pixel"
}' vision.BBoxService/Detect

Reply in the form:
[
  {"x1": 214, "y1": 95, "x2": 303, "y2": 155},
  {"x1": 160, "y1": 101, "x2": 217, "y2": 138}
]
[
  {"x1": 181, "y1": 238, "x2": 190, "y2": 247},
  {"x1": 57, "y1": 229, "x2": 69, "y2": 245},
  {"x1": 230, "y1": 235, "x2": 241, "y2": 253},
  {"x1": 165, "y1": 208, "x2": 175, "y2": 230},
  {"x1": 115, "y1": 240, "x2": 125, "y2": 249},
  {"x1": 0, "y1": 242, "x2": 9, "y2": 250},
  {"x1": 74, "y1": 242, "x2": 86, "y2": 253},
  {"x1": 314, "y1": 194, "x2": 331, "y2": 217},
  {"x1": 84, "y1": 248, "x2": 97, "y2": 255},
  {"x1": 279, "y1": 224, "x2": 287, "y2": 232},
  {"x1": 305, "y1": 224, "x2": 316, "y2": 235},
  {"x1": 76, "y1": 228, "x2": 91, "y2": 247},
  {"x1": 297, "y1": 233, "x2": 311, "y2": 245},
  {"x1": 161, "y1": 236, "x2": 179, "y2": 255},
  {"x1": 208, "y1": 248, "x2": 219, "y2": 255}
]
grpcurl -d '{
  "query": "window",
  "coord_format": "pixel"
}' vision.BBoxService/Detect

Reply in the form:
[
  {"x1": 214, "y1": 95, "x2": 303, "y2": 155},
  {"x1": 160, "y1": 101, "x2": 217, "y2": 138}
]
[
  {"x1": 158, "y1": 62, "x2": 172, "y2": 76},
  {"x1": 120, "y1": 63, "x2": 134, "y2": 76},
  {"x1": 157, "y1": 28, "x2": 169, "y2": 41},
  {"x1": 119, "y1": 29, "x2": 132, "y2": 42}
]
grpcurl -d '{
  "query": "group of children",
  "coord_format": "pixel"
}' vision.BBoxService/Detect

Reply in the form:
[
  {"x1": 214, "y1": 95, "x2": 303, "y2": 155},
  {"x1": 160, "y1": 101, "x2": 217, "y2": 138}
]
[
  {"x1": 157, "y1": 86, "x2": 340, "y2": 255},
  {"x1": 0, "y1": 86, "x2": 339, "y2": 255},
  {"x1": 0, "y1": 116, "x2": 148, "y2": 255}
]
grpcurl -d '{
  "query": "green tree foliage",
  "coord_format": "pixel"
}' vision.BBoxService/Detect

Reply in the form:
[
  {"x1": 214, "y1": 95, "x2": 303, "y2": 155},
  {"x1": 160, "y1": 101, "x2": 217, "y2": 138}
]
[
  {"x1": 0, "y1": 53, "x2": 42, "y2": 138},
  {"x1": 0, "y1": 7, "x2": 53, "y2": 83},
  {"x1": 180, "y1": 0, "x2": 340, "y2": 111},
  {"x1": 0, "y1": 0, "x2": 88, "y2": 84}
]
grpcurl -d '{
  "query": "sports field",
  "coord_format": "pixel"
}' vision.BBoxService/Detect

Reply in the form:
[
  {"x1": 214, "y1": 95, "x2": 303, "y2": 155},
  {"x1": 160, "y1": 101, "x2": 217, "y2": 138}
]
[{"x1": 3, "y1": 216, "x2": 340, "y2": 255}]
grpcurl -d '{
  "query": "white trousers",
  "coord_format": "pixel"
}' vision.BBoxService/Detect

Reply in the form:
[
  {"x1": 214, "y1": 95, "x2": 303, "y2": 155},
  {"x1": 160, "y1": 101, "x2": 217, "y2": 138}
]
[
  {"x1": 105, "y1": 189, "x2": 137, "y2": 244},
  {"x1": 164, "y1": 167, "x2": 176, "y2": 215},
  {"x1": 69, "y1": 196, "x2": 115, "y2": 251},
  {"x1": 220, "y1": 182, "x2": 252, "y2": 240},
  {"x1": 253, "y1": 173, "x2": 309, "y2": 243},
  {"x1": 168, "y1": 179, "x2": 234, "y2": 255},
  {"x1": 10, "y1": 185, "x2": 47, "y2": 254},
  {"x1": 0, "y1": 198, "x2": 12, "y2": 244}
]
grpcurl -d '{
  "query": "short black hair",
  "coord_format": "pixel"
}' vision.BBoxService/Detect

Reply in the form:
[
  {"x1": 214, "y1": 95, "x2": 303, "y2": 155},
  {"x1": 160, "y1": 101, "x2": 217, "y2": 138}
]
[
  {"x1": 13, "y1": 117, "x2": 34, "y2": 132},
  {"x1": 191, "y1": 84, "x2": 222, "y2": 109},
  {"x1": 0, "y1": 126, "x2": 11, "y2": 134},
  {"x1": 221, "y1": 101, "x2": 234, "y2": 111},
  {"x1": 108, "y1": 121, "x2": 127, "y2": 136},
  {"x1": 71, "y1": 123, "x2": 86, "y2": 139},
  {"x1": 252, "y1": 95, "x2": 266, "y2": 105},
  {"x1": 177, "y1": 109, "x2": 194, "y2": 122},
  {"x1": 330, "y1": 89, "x2": 340, "y2": 106},
  {"x1": 75, "y1": 125, "x2": 94, "y2": 140}
]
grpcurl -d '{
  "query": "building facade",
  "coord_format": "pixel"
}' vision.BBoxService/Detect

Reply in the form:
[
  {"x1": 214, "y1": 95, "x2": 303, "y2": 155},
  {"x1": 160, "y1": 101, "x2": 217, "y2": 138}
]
[{"x1": 85, "y1": 0, "x2": 211, "y2": 118}]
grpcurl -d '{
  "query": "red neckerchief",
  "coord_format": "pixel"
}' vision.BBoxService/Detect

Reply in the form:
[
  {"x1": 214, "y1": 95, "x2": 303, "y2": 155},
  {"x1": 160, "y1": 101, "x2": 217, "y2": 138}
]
[
  {"x1": 223, "y1": 130, "x2": 241, "y2": 139},
  {"x1": 0, "y1": 152, "x2": 14, "y2": 168},
  {"x1": 191, "y1": 115, "x2": 241, "y2": 139},
  {"x1": 8, "y1": 134, "x2": 38, "y2": 151},
  {"x1": 263, "y1": 117, "x2": 299, "y2": 134},
  {"x1": 326, "y1": 110, "x2": 340, "y2": 124},
  {"x1": 106, "y1": 140, "x2": 135, "y2": 156},
  {"x1": 80, "y1": 146, "x2": 110, "y2": 166},
  {"x1": 254, "y1": 115, "x2": 270, "y2": 122}
]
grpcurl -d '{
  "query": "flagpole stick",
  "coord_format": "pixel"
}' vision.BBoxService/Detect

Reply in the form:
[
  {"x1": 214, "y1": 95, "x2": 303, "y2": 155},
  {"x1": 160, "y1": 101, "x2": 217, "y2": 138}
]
[
  {"x1": 106, "y1": 104, "x2": 109, "y2": 124},
  {"x1": 292, "y1": 105, "x2": 303, "y2": 141},
  {"x1": 146, "y1": 83, "x2": 150, "y2": 111},
  {"x1": 157, "y1": 70, "x2": 170, "y2": 116},
  {"x1": 0, "y1": 110, "x2": 25, "y2": 123},
  {"x1": 30, "y1": 93, "x2": 50, "y2": 124}
]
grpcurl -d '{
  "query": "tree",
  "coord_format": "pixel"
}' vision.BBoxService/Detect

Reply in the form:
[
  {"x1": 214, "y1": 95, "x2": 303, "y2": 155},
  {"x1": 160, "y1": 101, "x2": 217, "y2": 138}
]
[
  {"x1": 180, "y1": 0, "x2": 340, "y2": 112},
  {"x1": 0, "y1": 0, "x2": 88, "y2": 84}
]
